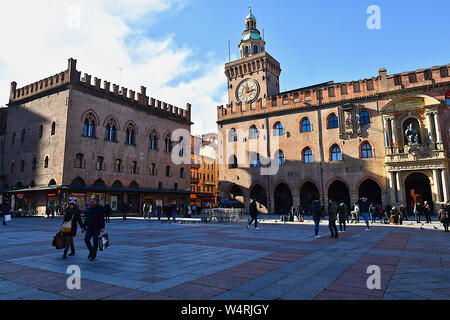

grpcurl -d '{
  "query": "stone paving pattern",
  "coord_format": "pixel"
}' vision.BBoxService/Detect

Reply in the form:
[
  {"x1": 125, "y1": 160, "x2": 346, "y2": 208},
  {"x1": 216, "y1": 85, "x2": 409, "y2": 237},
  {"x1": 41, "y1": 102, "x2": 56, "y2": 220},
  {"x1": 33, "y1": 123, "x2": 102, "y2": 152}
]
[{"x1": 0, "y1": 217, "x2": 449, "y2": 300}]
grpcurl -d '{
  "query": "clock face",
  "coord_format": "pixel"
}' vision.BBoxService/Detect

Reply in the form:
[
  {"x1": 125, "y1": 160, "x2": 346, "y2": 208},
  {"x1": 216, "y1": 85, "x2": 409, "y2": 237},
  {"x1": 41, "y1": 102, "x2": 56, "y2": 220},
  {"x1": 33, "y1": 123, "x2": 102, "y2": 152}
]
[{"x1": 236, "y1": 79, "x2": 260, "y2": 103}]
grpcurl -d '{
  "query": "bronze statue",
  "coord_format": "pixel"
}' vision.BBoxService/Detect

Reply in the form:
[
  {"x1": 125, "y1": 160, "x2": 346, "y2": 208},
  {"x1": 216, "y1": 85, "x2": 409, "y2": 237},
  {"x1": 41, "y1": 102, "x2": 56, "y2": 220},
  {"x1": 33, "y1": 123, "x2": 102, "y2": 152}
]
[{"x1": 405, "y1": 123, "x2": 419, "y2": 145}]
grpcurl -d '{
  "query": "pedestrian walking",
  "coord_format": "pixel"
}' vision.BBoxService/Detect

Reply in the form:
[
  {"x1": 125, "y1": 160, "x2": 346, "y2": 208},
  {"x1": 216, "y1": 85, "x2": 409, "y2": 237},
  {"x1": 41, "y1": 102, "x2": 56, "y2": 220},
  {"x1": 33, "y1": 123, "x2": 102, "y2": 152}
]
[
  {"x1": 121, "y1": 201, "x2": 128, "y2": 221},
  {"x1": 400, "y1": 204, "x2": 407, "y2": 222},
  {"x1": 423, "y1": 201, "x2": 432, "y2": 223},
  {"x1": 61, "y1": 200, "x2": 84, "y2": 259},
  {"x1": 83, "y1": 198, "x2": 105, "y2": 261},
  {"x1": 438, "y1": 203, "x2": 449, "y2": 232},
  {"x1": 103, "y1": 203, "x2": 112, "y2": 223},
  {"x1": 338, "y1": 200, "x2": 347, "y2": 233},
  {"x1": 157, "y1": 205, "x2": 162, "y2": 221},
  {"x1": 1, "y1": 202, "x2": 7, "y2": 226},
  {"x1": 247, "y1": 199, "x2": 259, "y2": 229},
  {"x1": 187, "y1": 205, "x2": 192, "y2": 218},
  {"x1": 311, "y1": 198, "x2": 321, "y2": 238},
  {"x1": 359, "y1": 197, "x2": 370, "y2": 230},
  {"x1": 328, "y1": 199, "x2": 338, "y2": 239},
  {"x1": 369, "y1": 203, "x2": 376, "y2": 224},
  {"x1": 414, "y1": 201, "x2": 422, "y2": 223},
  {"x1": 143, "y1": 203, "x2": 149, "y2": 220},
  {"x1": 171, "y1": 203, "x2": 177, "y2": 222}
]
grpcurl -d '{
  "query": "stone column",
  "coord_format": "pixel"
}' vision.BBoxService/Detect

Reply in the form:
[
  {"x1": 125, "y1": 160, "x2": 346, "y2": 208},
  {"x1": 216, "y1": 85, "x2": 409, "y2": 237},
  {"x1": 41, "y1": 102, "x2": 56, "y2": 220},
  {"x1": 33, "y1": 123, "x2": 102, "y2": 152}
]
[
  {"x1": 389, "y1": 172, "x2": 396, "y2": 204},
  {"x1": 426, "y1": 113, "x2": 434, "y2": 143},
  {"x1": 434, "y1": 113, "x2": 442, "y2": 144},
  {"x1": 433, "y1": 169, "x2": 442, "y2": 202},
  {"x1": 441, "y1": 169, "x2": 449, "y2": 203},
  {"x1": 396, "y1": 172, "x2": 404, "y2": 204}
]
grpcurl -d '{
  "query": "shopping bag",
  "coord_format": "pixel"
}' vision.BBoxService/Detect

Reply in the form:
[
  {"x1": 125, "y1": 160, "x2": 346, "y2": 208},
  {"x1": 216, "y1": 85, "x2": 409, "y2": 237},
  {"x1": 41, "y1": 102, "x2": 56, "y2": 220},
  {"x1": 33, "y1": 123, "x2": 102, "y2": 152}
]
[
  {"x1": 60, "y1": 220, "x2": 72, "y2": 233},
  {"x1": 4, "y1": 215, "x2": 11, "y2": 222},
  {"x1": 52, "y1": 232, "x2": 66, "y2": 250},
  {"x1": 98, "y1": 233, "x2": 109, "y2": 251}
]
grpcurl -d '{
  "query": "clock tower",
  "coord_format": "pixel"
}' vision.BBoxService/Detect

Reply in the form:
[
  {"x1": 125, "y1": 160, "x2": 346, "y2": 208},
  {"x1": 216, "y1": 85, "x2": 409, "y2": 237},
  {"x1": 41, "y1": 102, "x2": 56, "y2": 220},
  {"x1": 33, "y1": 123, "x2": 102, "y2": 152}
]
[{"x1": 225, "y1": 9, "x2": 281, "y2": 106}]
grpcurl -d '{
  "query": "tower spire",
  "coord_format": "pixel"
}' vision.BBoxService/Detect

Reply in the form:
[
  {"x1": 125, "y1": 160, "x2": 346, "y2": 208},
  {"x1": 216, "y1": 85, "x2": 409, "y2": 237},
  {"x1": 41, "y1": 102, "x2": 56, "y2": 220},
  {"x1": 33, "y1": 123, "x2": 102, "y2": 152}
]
[{"x1": 239, "y1": 9, "x2": 265, "y2": 58}]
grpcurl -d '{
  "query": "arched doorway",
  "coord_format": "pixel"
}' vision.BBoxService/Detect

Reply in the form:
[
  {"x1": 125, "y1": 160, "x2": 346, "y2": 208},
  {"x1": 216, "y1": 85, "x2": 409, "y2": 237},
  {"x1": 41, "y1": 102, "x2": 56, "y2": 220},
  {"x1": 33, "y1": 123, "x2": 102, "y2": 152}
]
[
  {"x1": 274, "y1": 183, "x2": 293, "y2": 215},
  {"x1": 300, "y1": 182, "x2": 320, "y2": 212},
  {"x1": 328, "y1": 180, "x2": 350, "y2": 208},
  {"x1": 228, "y1": 184, "x2": 244, "y2": 206},
  {"x1": 405, "y1": 173, "x2": 433, "y2": 210},
  {"x1": 358, "y1": 179, "x2": 382, "y2": 206},
  {"x1": 250, "y1": 185, "x2": 268, "y2": 214}
]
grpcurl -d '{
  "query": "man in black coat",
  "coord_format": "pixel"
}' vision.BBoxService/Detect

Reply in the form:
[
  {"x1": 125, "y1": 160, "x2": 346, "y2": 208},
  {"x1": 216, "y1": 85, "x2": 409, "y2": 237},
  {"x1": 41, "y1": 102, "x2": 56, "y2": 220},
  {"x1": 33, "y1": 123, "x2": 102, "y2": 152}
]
[
  {"x1": 247, "y1": 199, "x2": 259, "y2": 229},
  {"x1": 83, "y1": 198, "x2": 105, "y2": 261},
  {"x1": 62, "y1": 200, "x2": 84, "y2": 259},
  {"x1": 103, "y1": 203, "x2": 112, "y2": 223}
]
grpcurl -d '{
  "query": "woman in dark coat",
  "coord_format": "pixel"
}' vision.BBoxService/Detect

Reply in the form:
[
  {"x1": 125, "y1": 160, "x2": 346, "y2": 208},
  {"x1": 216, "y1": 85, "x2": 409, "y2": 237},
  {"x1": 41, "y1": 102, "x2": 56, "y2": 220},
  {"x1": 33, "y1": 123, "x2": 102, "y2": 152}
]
[
  {"x1": 438, "y1": 204, "x2": 449, "y2": 232},
  {"x1": 62, "y1": 200, "x2": 84, "y2": 259}
]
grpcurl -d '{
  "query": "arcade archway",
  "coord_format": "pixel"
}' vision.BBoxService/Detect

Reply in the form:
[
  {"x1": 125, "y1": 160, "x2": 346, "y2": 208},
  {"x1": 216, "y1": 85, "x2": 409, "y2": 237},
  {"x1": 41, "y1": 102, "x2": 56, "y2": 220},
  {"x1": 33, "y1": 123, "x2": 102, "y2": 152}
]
[
  {"x1": 328, "y1": 180, "x2": 350, "y2": 208},
  {"x1": 405, "y1": 173, "x2": 433, "y2": 210},
  {"x1": 358, "y1": 178, "x2": 382, "y2": 205},
  {"x1": 300, "y1": 182, "x2": 320, "y2": 211},
  {"x1": 250, "y1": 185, "x2": 268, "y2": 214},
  {"x1": 274, "y1": 183, "x2": 293, "y2": 215},
  {"x1": 228, "y1": 184, "x2": 244, "y2": 206}
]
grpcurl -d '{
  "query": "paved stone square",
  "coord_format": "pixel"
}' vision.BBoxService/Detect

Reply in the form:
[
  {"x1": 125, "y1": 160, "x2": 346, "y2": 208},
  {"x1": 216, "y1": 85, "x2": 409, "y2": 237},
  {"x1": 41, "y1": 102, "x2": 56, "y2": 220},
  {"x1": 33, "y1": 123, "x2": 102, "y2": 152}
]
[{"x1": 0, "y1": 217, "x2": 449, "y2": 300}]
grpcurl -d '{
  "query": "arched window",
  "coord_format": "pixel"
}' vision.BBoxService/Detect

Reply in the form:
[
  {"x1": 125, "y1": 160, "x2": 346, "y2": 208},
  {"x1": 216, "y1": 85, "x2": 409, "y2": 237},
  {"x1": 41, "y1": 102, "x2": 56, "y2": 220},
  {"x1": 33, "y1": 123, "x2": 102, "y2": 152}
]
[
  {"x1": 330, "y1": 145, "x2": 342, "y2": 161},
  {"x1": 150, "y1": 163, "x2": 156, "y2": 175},
  {"x1": 180, "y1": 167, "x2": 185, "y2": 178},
  {"x1": 274, "y1": 122, "x2": 284, "y2": 136},
  {"x1": 10, "y1": 162, "x2": 15, "y2": 174},
  {"x1": 165, "y1": 165, "x2": 171, "y2": 177},
  {"x1": 114, "y1": 159, "x2": 122, "y2": 172},
  {"x1": 245, "y1": 46, "x2": 249, "y2": 55},
  {"x1": 361, "y1": 142, "x2": 373, "y2": 159},
  {"x1": 229, "y1": 155, "x2": 238, "y2": 169},
  {"x1": 300, "y1": 118, "x2": 311, "y2": 133},
  {"x1": 328, "y1": 114, "x2": 339, "y2": 129},
  {"x1": 249, "y1": 125, "x2": 259, "y2": 139},
  {"x1": 39, "y1": 125, "x2": 43, "y2": 139},
  {"x1": 96, "y1": 157, "x2": 104, "y2": 171},
  {"x1": 149, "y1": 129, "x2": 158, "y2": 150},
  {"x1": 131, "y1": 161, "x2": 138, "y2": 174},
  {"x1": 83, "y1": 113, "x2": 96, "y2": 137},
  {"x1": 20, "y1": 160, "x2": 25, "y2": 172},
  {"x1": 229, "y1": 128, "x2": 238, "y2": 142},
  {"x1": 446, "y1": 91, "x2": 450, "y2": 106},
  {"x1": 105, "y1": 118, "x2": 118, "y2": 142},
  {"x1": 51, "y1": 122, "x2": 56, "y2": 136},
  {"x1": 250, "y1": 153, "x2": 261, "y2": 168},
  {"x1": 164, "y1": 132, "x2": 172, "y2": 152},
  {"x1": 75, "y1": 153, "x2": 84, "y2": 168},
  {"x1": 125, "y1": 124, "x2": 136, "y2": 145},
  {"x1": 253, "y1": 45, "x2": 259, "y2": 54},
  {"x1": 277, "y1": 150, "x2": 286, "y2": 166},
  {"x1": 359, "y1": 110, "x2": 371, "y2": 125},
  {"x1": 303, "y1": 148, "x2": 314, "y2": 163},
  {"x1": 44, "y1": 156, "x2": 49, "y2": 168}
]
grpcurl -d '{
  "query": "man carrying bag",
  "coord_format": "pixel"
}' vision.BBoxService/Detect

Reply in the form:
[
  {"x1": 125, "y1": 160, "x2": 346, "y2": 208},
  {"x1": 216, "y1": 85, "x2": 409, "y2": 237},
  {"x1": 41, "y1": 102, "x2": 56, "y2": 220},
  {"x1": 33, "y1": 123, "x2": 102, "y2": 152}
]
[{"x1": 83, "y1": 198, "x2": 105, "y2": 261}]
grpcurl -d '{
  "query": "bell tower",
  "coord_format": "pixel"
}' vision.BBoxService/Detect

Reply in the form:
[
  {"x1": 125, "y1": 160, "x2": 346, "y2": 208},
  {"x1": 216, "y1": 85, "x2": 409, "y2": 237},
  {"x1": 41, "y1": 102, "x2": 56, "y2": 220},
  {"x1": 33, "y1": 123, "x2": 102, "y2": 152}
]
[
  {"x1": 225, "y1": 9, "x2": 281, "y2": 105},
  {"x1": 239, "y1": 8, "x2": 266, "y2": 58}
]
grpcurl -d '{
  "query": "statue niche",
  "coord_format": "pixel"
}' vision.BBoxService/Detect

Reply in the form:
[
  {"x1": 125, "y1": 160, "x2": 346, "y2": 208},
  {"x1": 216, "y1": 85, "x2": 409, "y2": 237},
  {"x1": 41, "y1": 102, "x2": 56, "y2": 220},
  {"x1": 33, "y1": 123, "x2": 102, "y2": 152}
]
[{"x1": 403, "y1": 118, "x2": 422, "y2": 152}]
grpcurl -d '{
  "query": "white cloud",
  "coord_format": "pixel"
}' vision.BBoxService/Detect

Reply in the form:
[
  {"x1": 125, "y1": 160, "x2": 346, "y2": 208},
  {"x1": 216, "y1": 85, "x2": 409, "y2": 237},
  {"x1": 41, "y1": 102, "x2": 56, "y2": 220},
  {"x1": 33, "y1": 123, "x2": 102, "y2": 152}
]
[{"x1": 0, "y1": 0, "x2": 226, "y2": 135}]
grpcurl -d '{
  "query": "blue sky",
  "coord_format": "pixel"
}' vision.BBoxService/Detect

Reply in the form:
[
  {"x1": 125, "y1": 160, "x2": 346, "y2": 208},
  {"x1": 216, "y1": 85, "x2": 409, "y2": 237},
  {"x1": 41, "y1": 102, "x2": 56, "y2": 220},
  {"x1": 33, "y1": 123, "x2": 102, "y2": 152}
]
[{"x1": 0, "y1": 0, "x2": 449, "y2": 134}]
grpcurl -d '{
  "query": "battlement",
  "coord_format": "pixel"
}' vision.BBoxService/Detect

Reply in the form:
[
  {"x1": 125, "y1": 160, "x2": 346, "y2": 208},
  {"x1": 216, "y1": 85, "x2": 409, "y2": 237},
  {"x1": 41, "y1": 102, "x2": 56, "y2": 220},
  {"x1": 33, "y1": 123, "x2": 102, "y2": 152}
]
[
  {"x1": 218, "y1": 63, "x2": 450, "y2": 122},
  {"x1": 9, "y1": 58, "x2": 191, "y2": 123}
]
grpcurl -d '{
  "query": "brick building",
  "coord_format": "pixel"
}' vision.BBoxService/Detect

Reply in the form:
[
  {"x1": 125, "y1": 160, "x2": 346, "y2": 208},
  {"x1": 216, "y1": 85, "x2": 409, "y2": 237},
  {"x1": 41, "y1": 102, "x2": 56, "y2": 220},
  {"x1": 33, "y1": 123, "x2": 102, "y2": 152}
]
[
  {"x1": 217, "y1": 10, "x2": 450, "y2": 215},
  {"x1": 190, "y1": 134, "x2": 219, "y2": 208},
  {"x1": 3, "y1": 58, "x2": 192, "y2": 215}
]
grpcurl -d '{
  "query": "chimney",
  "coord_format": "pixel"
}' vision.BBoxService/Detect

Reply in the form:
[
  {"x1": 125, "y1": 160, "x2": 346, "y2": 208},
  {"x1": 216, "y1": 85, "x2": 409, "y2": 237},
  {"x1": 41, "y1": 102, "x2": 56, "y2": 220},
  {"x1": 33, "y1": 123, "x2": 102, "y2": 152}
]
[{"x1": 378, "y1": 68, "x2": 387, "y2": 78}]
